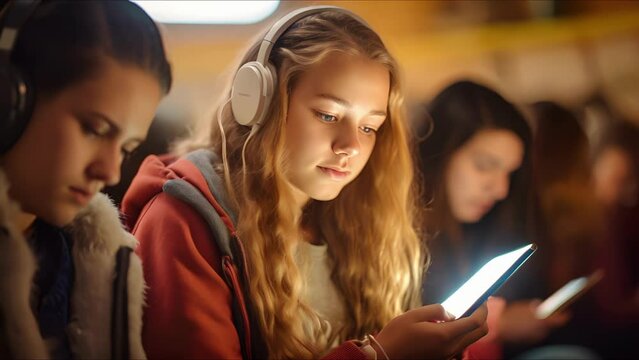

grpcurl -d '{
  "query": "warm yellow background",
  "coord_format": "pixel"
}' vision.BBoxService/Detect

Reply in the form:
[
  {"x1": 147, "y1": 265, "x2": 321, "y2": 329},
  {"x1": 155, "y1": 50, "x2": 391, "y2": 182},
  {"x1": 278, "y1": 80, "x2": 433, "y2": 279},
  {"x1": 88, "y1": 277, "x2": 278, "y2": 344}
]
[{"x1": 154, "y1": 1, "x2": 639, "y2": 125}]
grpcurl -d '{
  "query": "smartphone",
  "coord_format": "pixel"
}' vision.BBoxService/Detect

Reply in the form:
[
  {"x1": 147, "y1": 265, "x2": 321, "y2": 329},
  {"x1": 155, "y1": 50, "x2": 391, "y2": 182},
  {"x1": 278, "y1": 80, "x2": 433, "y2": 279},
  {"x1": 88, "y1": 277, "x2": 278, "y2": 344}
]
[
  {"x1": 441, "y1": 243, "x2": 537, "y2": 319},
  {"x1": 535, "y1": 269, "x2": 604, "y2": 319}
]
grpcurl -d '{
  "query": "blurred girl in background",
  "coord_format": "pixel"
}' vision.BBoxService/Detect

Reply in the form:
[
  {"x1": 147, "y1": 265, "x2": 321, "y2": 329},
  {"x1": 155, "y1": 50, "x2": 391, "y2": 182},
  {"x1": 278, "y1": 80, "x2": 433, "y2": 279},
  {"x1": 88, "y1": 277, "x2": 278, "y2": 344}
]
[
  {"x1": 588, "y1": 120, "x2": 639, "y2": 358},
  {"x1": 531, "y1": 101, "x2": 602, "y2": 292}
]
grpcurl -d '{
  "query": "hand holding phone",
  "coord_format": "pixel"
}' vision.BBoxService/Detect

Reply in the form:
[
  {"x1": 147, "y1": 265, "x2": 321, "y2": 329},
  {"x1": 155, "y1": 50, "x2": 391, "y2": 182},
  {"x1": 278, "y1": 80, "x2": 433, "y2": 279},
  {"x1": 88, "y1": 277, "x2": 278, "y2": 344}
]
[
  {"x1": 374, "y1": 303, "x2": 488, "y2": 359},
  {"x1": 498, "y1": 299, "x2": 569, "y2": 344},
  {"x1": 535, "y1": 270, "x2": 604, "y2": 319},
  {"x1": 441, "y1": 244, "x2": 537, "y2": 319}
]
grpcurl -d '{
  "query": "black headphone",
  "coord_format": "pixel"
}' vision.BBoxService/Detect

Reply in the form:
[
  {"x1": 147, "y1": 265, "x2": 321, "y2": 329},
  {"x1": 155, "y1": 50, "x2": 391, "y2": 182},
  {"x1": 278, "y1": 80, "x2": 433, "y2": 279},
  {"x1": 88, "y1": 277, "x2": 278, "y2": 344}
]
[{"x1": 0, "y1": 0, "x2": 39, "y2": 154}]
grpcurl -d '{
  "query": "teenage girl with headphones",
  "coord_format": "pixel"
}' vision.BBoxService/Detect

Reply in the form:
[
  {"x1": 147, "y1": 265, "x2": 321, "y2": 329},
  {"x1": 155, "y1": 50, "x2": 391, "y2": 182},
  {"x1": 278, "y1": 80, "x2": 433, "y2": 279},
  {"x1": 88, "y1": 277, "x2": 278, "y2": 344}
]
[
  {"x1": 0, "y1": 1, "x2": 171, "y2": 358},
  {"x1": 122, "y1": 6, "x2": 487, "y2": 359}
]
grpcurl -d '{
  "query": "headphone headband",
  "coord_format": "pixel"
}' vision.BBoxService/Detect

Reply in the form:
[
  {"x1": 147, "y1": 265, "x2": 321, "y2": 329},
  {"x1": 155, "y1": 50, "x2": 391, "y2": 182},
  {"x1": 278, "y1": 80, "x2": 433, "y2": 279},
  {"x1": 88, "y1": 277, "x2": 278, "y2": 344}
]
[
  {"x1": 0, "y1": 1, "x2": 39, "y2": 55},
  {"x1": 255, "y1": 5, "x2": 369, "y2": 66}
]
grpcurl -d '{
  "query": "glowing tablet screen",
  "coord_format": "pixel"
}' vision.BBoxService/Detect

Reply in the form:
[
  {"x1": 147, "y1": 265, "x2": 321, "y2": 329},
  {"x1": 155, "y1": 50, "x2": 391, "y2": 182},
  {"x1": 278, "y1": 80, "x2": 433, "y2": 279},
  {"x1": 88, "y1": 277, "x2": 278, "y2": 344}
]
[{"x1": 441, "y1": 244, "x2": 536, "y2": 319}]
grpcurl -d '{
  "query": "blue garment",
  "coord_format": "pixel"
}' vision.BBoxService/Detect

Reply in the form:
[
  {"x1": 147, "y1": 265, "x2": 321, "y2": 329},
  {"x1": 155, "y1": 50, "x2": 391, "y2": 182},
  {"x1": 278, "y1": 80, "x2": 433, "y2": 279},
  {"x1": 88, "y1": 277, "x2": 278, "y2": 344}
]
[{"x1": 28, "y1": 219, "x2": 74, "y2": 359}]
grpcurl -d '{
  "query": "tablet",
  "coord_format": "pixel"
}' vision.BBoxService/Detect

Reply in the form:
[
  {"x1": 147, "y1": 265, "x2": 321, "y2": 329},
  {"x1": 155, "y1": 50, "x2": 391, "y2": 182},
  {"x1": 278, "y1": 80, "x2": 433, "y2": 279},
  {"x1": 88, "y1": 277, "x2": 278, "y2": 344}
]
[
  {"x1": 535, "y1": 269, "x2": 604, "y2": 319},
  {"x1": 441, "y1": 243, "x2": 537, "y2": 319}
]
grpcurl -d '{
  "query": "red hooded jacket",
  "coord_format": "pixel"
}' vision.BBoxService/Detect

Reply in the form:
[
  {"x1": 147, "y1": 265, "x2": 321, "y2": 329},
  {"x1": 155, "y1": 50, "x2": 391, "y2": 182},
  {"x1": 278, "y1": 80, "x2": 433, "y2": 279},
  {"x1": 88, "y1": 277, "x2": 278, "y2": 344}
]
[{"x1": 121, "y1": 150, "x2": 368, "y2": 359}]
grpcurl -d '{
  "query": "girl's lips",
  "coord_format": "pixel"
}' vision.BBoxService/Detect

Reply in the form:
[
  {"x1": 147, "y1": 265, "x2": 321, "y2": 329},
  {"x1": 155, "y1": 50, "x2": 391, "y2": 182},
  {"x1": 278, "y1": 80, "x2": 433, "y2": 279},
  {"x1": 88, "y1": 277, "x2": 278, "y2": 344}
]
[
  {"x1": 69, "y1": 187, "x2": 94, "y2": 206},
  {"x1": 477, "y1": 202, "x2": 495, "y2": 213},
  {"x1": 318, "y1": 166, "x2": 350, "y2": 180}
]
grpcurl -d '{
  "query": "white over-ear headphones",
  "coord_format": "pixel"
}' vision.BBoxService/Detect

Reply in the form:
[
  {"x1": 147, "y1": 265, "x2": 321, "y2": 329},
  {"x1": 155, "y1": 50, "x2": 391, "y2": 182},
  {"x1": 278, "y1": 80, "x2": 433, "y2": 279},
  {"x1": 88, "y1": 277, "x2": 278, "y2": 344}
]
[{"x1": 229, "y1": 5, "x2": 369, "y2": 128}]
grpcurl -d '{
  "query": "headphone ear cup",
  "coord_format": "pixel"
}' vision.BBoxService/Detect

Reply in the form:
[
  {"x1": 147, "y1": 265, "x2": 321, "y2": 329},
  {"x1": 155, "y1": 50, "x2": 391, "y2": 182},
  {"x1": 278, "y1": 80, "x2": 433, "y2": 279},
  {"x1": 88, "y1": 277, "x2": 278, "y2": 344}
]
[
  {"x1": 0, "y1": 64, "x2": 34, "y2": 153},
  {"x1": 231, "y1": 61, "x2": 274, "y2": 127}
]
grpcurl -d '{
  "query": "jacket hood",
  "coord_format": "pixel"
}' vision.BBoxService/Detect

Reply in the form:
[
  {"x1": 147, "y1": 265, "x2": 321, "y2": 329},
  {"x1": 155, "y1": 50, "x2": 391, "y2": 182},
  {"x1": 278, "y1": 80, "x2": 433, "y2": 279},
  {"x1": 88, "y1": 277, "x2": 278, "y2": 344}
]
[{"x1": 121, "y1": 153, "x2": 216, "y2": 231}]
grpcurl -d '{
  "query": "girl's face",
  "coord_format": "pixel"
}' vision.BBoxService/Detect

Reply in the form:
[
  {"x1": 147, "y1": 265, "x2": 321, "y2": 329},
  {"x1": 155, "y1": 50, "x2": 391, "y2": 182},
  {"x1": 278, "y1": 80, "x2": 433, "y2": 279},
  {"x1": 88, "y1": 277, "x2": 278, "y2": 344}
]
[
  {"x1": 445, "y1": 129, "x2": 523, "y2": 223},
  {"x1": 284, "y1": 52, "x2": 389, "y2": 206},
  {"x1": 593, "y1": 146, "x2": 636, "y2": 206},
  {"x1": 1, "y1": 58, "x2": 162, "y2": 227}
]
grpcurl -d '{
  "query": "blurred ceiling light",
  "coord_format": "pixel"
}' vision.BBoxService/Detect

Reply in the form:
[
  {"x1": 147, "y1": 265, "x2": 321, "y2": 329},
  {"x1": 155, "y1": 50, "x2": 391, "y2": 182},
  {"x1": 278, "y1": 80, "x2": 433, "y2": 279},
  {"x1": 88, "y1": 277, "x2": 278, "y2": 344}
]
[{"x1": 132, "y1": 1, "x2": 280, "y2": 24}]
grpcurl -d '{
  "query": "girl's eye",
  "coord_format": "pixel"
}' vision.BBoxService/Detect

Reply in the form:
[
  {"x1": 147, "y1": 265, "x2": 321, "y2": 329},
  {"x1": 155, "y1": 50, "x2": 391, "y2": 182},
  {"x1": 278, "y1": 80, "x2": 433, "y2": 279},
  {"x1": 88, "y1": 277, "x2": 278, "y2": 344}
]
[
  {"x1": 315, "y1": 111, "x2": 337, "y2": 123},
  {"x1": 121, "y1": 142, "x2": 141, "y2": 161},
  {"x1": 81, "y1": 123, "x2": 102, "y2": 137},
  {"x1": 121, "y1": 148, "x2": 138, "y2": 162},
  {"x1": 474, "y1": 159, "x2": 493, "y2": 172},
  {"x1": 360, "y1": 126, "x2": 377, "y2": 135},
  {"x1": 121, "y1": 148, "x2": 132, "y2": 161},
  {"x1": 81, "y1": 119, "x2": 110, "y2": 137}
]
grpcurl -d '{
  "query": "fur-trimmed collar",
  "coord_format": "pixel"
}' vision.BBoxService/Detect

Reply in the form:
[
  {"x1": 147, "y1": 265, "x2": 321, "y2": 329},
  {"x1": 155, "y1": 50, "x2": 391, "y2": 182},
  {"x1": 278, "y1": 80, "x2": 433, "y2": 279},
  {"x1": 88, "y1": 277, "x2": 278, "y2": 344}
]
[{"x1": 0, "y1": 170, "x2": 146, "y2": 359}]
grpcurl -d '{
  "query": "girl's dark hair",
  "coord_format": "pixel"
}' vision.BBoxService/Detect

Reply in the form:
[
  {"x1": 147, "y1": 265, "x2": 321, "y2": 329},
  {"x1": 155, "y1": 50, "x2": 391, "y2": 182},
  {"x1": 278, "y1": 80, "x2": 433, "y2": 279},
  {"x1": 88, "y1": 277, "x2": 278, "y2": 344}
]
[
  {"x1": 417, "y1": 80, "x2": 533, "y2": 247},
  {"x1": 11, "y1": 0, "x2": 172, "y2": 97},
  {"x1": 532, "y1": 101, "x2": 591, "y2": 187}
]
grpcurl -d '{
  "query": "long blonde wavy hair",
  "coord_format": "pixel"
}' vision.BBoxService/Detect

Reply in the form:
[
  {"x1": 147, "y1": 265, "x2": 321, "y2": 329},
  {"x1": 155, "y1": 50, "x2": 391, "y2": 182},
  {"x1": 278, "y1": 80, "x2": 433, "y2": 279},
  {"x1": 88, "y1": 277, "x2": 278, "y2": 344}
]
[{"x1": 175, "y1": 9, "x2": 425, "y2": 359}]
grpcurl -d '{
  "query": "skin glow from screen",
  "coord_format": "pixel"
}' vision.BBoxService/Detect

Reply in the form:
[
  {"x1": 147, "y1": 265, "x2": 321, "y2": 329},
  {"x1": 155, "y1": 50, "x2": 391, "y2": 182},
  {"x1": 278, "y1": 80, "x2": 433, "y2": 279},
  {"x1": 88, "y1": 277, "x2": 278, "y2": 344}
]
[{"x1": 441, "y1": 244, "x2": 534, "y2": 319}]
